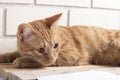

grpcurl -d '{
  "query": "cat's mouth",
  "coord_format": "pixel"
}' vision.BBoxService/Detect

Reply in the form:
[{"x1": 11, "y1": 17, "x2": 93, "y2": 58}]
[
  {"x1": 45, "y1": 57, "x2": 57, "y2": 66},
  {"x1": 40, "y1": 60, "x2": 55, "y2": 67},
  {"x1": 48, "y1": 54, "x2": 58, "y2": 65},
  {"x1": 48, "y1": 58, "x2": 56, "y2": 65},
  {"x1": 36, "y1": 56, "x2": 56, "y2": 67}
]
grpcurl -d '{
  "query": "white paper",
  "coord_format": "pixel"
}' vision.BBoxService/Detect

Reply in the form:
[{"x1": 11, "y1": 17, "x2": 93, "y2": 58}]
[{"x1": 37, "y1": 71, "x2": 120, "y2": 80}]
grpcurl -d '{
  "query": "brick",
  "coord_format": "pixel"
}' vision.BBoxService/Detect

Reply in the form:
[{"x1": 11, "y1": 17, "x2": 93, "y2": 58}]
[
  {"x1": 93, "y1": 0, "x2": 120, "y2": 9},
  {"x1": 0, "y1": 9, "x2": 3, "y2": 36},
  {"x1": 0, "y1": 38, "x2": 17, "y2": 53},
  {"x1": 6, "y1": 7, "x2": 68, "y2": 35},
  {"x1": 0, "y1": 0, "x2": 34, "y2": 4},
  {"x1": 69, "y1": 9, "x2": 120, "y2": 30},
  {"x1": 36, "y1": 0, "x2": 90, "y2": 7}
]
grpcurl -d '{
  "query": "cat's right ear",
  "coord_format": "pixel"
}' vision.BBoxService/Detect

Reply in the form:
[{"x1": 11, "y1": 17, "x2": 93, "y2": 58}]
[
  {"x1": 17, "y1": 23, "x2": 35, "y2": 42},
  {"x1": 44, "y1": 13, "x2": 62, "y2": 28}
]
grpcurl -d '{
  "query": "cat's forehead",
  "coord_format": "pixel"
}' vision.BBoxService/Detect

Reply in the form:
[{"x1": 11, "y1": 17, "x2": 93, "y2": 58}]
[
  {"x1": 29, "y1": 21, "x2": 51, "y2": 38},
  {"x1": 29, "y1": 20, "x2": 49, "y2": 30}
]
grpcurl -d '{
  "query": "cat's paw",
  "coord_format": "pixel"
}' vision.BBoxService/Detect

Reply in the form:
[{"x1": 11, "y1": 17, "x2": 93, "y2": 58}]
[{"x1": 13, "y1": 57, "x2": 42, "y2": 68}]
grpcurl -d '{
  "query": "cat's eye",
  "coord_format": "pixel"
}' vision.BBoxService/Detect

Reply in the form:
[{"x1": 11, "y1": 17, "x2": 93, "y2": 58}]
[
  {"x1": 37, "y1": 48, "x2": 45, "y2": 53},
  {"x1": 54, "y1": 43, "x2": 58, "y2": 48}
]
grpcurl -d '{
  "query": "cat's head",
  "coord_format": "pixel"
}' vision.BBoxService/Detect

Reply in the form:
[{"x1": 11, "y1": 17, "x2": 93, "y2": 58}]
[{"x1": 17, "y1": 13, "x2": 62, "y2": 66}]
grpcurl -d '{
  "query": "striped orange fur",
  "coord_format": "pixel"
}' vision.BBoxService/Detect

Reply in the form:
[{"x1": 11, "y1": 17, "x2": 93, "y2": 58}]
[{"x1": 0, "y1": 13, "x2": 120, "y2": 68}]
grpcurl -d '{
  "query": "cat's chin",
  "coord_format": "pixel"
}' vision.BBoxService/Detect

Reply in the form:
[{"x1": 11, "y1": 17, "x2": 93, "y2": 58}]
[
  {"x1": 37, "y1": 59, "x2": 56, "y2": 67},
  {"x1": 44, "y1": 60, "x2": 56, "y2": 67},
  {"x1": 41, "y1": 62, "x2": 54, "y2": 67},
  {"x1": 49, "y1": 59, "x2": 56, "y2": 65}
]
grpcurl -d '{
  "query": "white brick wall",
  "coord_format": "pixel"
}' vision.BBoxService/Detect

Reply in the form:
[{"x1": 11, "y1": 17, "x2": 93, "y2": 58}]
[
  {"x1": 0, "y1": 0, "x2": 120, "y2": 52},
  {"x1": 0, "y1": 9, "x2": 3, "y2": 36},
  {"x1": 70, "y1": 9, "x2": 120, "y2": 30},
  {"x1": 36, "y1": 0, "x2": 90, "y2": 7},
  {"x1": 0, "y1": 0, "x2": 34, "y2": 4},
  {"x1": 6, "y1": 7, "x2": 67, "y2": 35},
  {"x1": 0, "y1": 38, "x2": 17, "y2": 53},
  {"x1": 93, "y1": 0, "x2": 120, "y2": 10}
]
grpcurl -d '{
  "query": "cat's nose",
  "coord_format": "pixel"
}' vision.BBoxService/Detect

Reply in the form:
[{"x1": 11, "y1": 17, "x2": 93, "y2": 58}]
[
  {"x1": 49, "y1": 59, "x2": 53, "y2": 63},
  {"x1": 48, "y1": 57, "x2": 55, "y2": 64}
]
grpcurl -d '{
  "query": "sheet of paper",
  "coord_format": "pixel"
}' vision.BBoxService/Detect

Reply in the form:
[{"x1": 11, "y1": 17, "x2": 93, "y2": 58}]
[
  {"x1": 37, "y1": 71, "x2": 120, "y2": 80},
  {"x1": 0, "y1": 78, "x2": 3, "y2": 80}
]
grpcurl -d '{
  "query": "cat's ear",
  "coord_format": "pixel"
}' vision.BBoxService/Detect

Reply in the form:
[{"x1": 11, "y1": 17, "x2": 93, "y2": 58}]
[
  {"x1": 17, "y1": 23, "x2": 35, "y2": 42},
  {"x1": 44, "y1": 13, "x2": 62, "y2": 28}
]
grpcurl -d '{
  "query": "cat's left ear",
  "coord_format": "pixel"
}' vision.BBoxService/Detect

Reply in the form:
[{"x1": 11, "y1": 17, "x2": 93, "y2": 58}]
[
  {"x1": 17, "y1": 23, "x2": 35, "y2": 42},
  {"x1": 44, "y1": 13, "x2": 62, "y2": 28}
]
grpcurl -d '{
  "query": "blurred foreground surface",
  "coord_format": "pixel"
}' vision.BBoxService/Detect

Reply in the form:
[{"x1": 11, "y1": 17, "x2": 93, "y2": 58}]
[{"x1": 0, "y1": 63, "x2": 120, "y2": 80}]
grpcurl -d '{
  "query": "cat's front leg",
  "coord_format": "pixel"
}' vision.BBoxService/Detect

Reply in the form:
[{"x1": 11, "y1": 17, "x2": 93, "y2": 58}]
[
  {"x1": 0, "y1": 51, "x2": 21, "y2": 63},
  {"x1": 13, "y1": 56, "x2": 42, "y2": 68}
]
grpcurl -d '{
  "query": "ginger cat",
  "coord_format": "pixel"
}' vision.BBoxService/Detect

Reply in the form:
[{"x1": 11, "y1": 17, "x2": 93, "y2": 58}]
[{"x1": 0, "y1": 13, "x2": 120, "y2": 68}]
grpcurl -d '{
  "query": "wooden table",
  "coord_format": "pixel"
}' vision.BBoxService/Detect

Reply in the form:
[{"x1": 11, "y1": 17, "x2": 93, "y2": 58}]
[{"x1": 0, "y1": 63, "x2": 120, "y2": 80}]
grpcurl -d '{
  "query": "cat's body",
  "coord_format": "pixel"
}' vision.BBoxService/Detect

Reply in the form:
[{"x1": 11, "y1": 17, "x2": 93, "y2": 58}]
[
  {"x1": 0, "y1": 13, "x2": 120, "y2": 68},
  {"x1": 56, "y1": 26, "x2": 120, "y2": 66}
]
